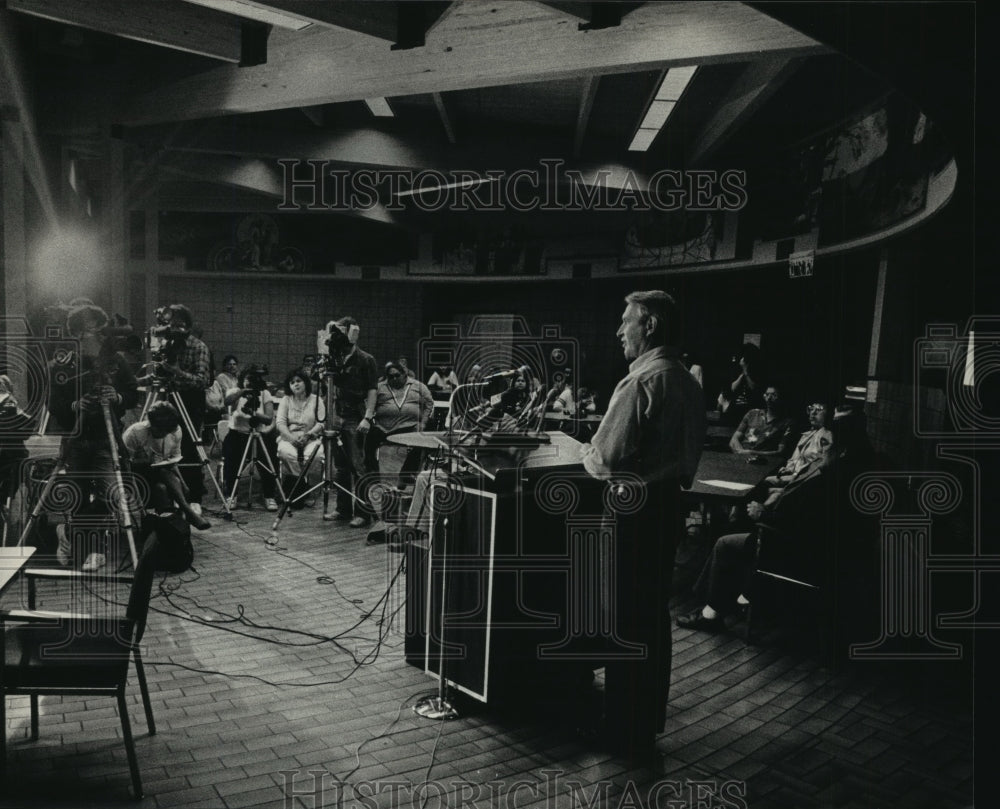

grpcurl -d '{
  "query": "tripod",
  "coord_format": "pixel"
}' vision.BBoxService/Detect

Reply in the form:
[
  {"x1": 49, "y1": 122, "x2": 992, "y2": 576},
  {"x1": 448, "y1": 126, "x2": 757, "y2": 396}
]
[
  {"x1": 18, "y1": 400, "x2": 140, "y2": 568},
  {"x1": 225, "y1": 427, "x2": 286, "y2": 510},
  {"x1": 139, "y1": 379, "x2": 233, "y2": 519},
  {"x1": 267, "y1": 373, "x2": 365, "y2": 545}
]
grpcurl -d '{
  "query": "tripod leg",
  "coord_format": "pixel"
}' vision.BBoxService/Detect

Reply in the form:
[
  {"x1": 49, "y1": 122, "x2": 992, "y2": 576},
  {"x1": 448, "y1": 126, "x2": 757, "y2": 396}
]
[
  {"x1": 100, "y1": 402, "x2": 139, "y2": 569},
  {"x1": 252, "y1": 432, "x2": 284, "y2": 505},
  {"x1": 17, "y1": 460, "x2": 68, "y2": 548},
  {"x1": 267, "y1": 439, "x2": 323, "y2": 544},
  {"x1": 322, "y1": 435, "x2": 335, "y2": 520},
  {"x1": 227, "y1": 430, "x2": 255, "y2": 507},
  {"x1": 169, "y1": 391, "x2": 233, "y2": 518},
  {"x1": 139, "y1": 389, "x2": 158, "y2": 421}
]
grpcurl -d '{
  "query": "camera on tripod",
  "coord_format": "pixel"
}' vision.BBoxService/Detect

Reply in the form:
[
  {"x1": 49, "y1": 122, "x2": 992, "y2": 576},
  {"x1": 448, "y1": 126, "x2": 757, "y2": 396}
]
[
  {"x1": 240, "y1": 364, "x2": 269, "y2": 415},
  {"x1": 146, "y1": 306, "x2": 188, "y2": 366},
  {"x1": 325, "y1": 321, "x2": 353, "y2": 355}
]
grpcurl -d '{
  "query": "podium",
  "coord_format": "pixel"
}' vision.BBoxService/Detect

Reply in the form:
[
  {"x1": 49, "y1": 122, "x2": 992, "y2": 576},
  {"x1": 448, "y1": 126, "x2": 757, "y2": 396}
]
[{"x1": 405, "y1": 432, "x2": 610, "y2": 703}]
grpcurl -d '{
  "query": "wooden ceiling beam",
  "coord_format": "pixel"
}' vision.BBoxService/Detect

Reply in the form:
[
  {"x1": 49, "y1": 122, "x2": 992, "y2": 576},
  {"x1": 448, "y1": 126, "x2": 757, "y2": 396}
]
[
  {"x1": 688, "y1": 56, "x2": 802, "y2": 165},
  {"x1": 157, "y1": 153, "x2": 403, "y2": 225},
  {"x1": 154, "y1": 122, "x2": 660, "y2": 192},
  {"x1": 573, "y1": 75, "x2": 599, "y2": 158},
  {"x1": 432, "y1": 93, "x2": 456, "y2": 145},
  {"x1": 117, "y1": 1, "x2": 825, "y2": 125},
  {"x1": 8, "y1": 0, "x2": 244, "y2": 63}
]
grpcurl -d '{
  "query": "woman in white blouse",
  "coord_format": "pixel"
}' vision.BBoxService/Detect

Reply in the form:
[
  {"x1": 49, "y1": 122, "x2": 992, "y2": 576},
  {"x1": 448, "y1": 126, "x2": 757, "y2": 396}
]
[{"x1": 275, "y1": 368, "x2": 326, "y2": 502}]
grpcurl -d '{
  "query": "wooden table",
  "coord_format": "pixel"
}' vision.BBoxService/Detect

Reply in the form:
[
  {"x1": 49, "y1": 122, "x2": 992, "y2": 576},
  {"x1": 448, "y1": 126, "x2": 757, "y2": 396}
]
[
  {"x1": 0, "y1": 546, "x2": 37, "y2": 598},
  {"x1": 686, "y1": 450, "x2": 781, "y2": 504}
]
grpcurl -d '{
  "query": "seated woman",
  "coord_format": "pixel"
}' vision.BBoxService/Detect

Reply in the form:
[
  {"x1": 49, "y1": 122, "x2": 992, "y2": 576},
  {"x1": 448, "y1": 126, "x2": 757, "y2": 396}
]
[
  {"x1": 763, "y1": 400, "x2": 834, "y2": 494},
  {"x1": 551, "y1": 380, "x2": 575, "y2": 415},
  {"x1": 729, "y1": 384, "x2": 795, "y2": 459},
  {"x1": 576, "y1": 387, "x2": 598, "y2": 415},
  {"x1": 275, "y1": 368, "x2": 326, "y2": 504},
  {"x1": 427, "y1": 365, "x2": 459, "y2": 393},
  {"x1": 123, "y1": 401, "x2": 210, "y2": 530},
  {"x1": 221, "y1": 368, "x2": 279, "y2": 511},
  {"x1": 205, "y1": 354, "x2": 239, "y2": 437},
  {"x1": 677, "y1": 407, "x2": 871, "y2": 632}
]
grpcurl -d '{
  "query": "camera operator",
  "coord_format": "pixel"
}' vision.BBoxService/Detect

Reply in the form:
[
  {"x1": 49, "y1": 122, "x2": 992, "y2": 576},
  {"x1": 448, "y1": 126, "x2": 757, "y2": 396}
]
[
  {"x1": 222, "y1": 365, "x2": 279, "y2": 511},
  {"x1": 47, "y1": 304, "x2": 139, "y2": 570},
  {"x1": 325, "y1": 316, "x2": 378, "y2": 528},
  {"x1": 152, "y1": 304, "x2": 211, "y2": 518}
]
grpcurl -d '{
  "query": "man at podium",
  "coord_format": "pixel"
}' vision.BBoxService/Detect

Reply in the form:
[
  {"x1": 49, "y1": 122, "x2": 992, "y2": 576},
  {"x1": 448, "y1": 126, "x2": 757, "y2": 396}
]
[{"x1": 580, "y1": 290, "x2": 705, "y2": 761}]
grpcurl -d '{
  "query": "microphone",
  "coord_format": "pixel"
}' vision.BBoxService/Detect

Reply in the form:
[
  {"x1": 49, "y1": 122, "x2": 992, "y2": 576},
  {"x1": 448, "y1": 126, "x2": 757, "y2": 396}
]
[{"x1": 481, "y1": 365, "x2": 530, "y2": 381}]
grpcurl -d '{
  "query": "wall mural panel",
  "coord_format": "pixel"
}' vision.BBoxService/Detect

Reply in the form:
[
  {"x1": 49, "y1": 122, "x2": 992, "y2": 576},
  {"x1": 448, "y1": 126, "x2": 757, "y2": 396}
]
[{"x1": 157, "y1": 212, "x2": 413, "y2": 273}]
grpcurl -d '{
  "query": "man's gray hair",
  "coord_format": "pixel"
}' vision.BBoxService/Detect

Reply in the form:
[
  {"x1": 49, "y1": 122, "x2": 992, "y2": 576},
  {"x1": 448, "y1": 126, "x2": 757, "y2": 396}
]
[{"x1": 624, "y1": 290, "x2": 681, "y2": 346}]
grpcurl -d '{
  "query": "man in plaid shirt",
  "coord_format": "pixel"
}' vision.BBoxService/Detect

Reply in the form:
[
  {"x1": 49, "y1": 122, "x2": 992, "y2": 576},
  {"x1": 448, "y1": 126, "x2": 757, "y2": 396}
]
[{"x1": 157, "y1": 304, "x2": 211, "y2": 520}]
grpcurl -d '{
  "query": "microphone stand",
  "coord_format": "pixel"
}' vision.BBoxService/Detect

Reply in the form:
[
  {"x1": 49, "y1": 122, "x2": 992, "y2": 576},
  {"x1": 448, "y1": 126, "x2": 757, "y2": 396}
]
[
  {"x1": 414, "y1": 512, "x2": 459, "y2": 721},
  {"x1": 530, "y1": 382, "x2": 565, "y2": 435}
]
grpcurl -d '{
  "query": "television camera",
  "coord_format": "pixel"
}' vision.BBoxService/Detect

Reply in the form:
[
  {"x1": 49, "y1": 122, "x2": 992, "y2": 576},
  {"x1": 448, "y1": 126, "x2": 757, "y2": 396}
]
[{"x1": 239, "y1": 364, "x2": 270, "y2": 417}]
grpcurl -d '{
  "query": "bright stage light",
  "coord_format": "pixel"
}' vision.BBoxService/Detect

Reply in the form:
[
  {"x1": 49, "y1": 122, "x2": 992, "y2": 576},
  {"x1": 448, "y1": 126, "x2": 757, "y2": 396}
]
[{"x1": 29, "y1": 225, "x2": 106, "y2": 301}]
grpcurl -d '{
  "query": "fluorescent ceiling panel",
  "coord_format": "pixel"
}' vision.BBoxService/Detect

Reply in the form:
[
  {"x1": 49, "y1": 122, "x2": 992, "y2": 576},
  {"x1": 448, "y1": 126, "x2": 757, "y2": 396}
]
[
  {"x1": 656, "y1": 65, "x2": 698, "y2": 101},
  {"x1": 628, "y1": 129, "x2": 658, "y2": 152}
]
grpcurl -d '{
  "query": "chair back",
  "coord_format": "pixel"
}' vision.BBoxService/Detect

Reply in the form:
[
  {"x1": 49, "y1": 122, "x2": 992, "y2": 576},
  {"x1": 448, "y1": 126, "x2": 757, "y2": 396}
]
[{"x1": 127, "y1": 533, "x2": 160, "y2": 644}]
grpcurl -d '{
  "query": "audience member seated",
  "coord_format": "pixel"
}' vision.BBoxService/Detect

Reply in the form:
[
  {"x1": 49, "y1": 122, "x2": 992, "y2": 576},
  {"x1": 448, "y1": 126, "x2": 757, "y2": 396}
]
[
  {"x1": 397, "y1": 356, "x2": 417, "y2": 380},
  {"x1": 718, "y1": 343, "x2": 764, "y2": 427},
  {"x1": 576, "y1": 387, "x2": 598, "y2": 415},
  {"x1": 446, "y1": 364, "x2": 485, "y2": 429},
  {"x1": 682, "y1": 351, "x2": 704, "y2": 388},
  {"x1": 677, "y1": 406, "x2": 870, "y2": 632},
  {"x1": 427, "y1": 366, "x2": 459, "y2": 393},
  {"x1": 222, "y1": 368, "x2": 280, "y2": 511},
  {"x1": 763, "y1": 400, "x2": 834, "y2": 494},
  {"x1": 210, "y1": 355, "x2": 239, "y2": 409},
  {"x1": 275, "y1": 368, "x2": 326, "y2": 505},
  {"x1": 729, "y1": 384, "x2": 795, "y2": 459},
  {"x1": 123, "y1": 402, "x2": 210, "y2": 530},
  {"x1": 551, "y1": 381, "x2": 575, "y2": 415},
  {"x1": 471, "y1": 367, "x2": 536, "y2": 433}
]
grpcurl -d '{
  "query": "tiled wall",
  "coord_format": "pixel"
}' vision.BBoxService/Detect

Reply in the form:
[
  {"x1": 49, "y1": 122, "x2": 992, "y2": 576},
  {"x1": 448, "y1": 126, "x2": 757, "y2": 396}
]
[{"x1": 170, "y1": 275, "x2": 426, "y2": 383}]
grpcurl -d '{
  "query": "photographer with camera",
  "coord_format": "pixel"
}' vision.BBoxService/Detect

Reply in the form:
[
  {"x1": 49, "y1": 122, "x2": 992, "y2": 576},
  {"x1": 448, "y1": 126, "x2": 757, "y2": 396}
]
[
  {"x1": 150, "y1": 304, "x2": 211, "y2": 518},
  {"x1": 325, "y1": 316, "x2": 378, "y2": 528},
  {"x1": 222, "y1": 365, "x2": 280, "y2": 511},
  {"x1": 47, "y1": 304, "x2": 140, "y2": 569}
]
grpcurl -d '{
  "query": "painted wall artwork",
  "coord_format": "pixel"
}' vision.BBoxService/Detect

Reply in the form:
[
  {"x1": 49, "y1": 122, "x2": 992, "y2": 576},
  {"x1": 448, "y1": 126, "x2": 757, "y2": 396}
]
[
  {"x1": 620, "y1": 211, "x2": 722, "y2": 271},
  {"x1": 415, "y1": 227, "x2": 546, "y2": 276},
  {"x1": 157, "y1": 212, "x2": 413, "y2": 273}
]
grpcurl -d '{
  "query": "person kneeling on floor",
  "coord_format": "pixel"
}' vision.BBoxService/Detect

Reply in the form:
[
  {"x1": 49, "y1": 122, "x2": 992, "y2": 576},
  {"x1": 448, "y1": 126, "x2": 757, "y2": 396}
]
[{"x1": 124, "y1": 402, "x2": 211, "y2": 531}]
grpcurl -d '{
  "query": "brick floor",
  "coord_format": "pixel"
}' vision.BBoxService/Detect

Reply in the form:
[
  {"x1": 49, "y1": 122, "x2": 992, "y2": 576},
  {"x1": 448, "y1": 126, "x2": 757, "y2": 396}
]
[{"x1": 2, "y1": 501, "x2": 975, "y2": 808}]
